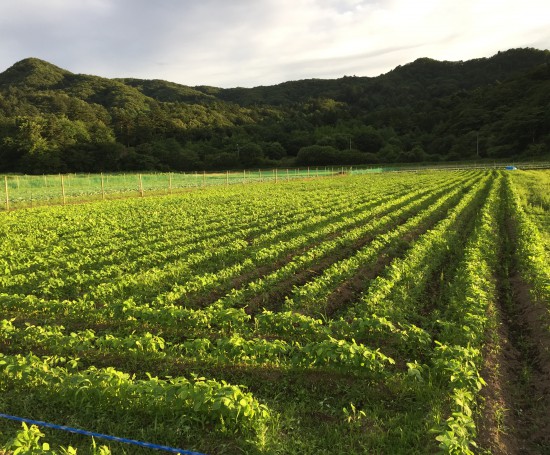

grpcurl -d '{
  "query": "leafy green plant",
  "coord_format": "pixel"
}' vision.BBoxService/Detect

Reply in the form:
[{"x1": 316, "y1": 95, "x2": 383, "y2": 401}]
[
  {"x1": 4, "y1": 423, "x2": 51, "y2": 454},
  {"x1": 1, "y1": 423, "x2": 111, "y2": 454}
]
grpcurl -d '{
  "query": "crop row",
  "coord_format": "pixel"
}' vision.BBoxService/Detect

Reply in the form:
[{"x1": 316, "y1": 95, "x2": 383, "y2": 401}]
[
  {"x1": 430, "y1": 174, "x2": 502, "y2": 453},
  {"x1": 1, "y1": 170, "x2": 513, "y2": 454},
  {"x1": 282, "y1": 173, "x2": 488, "y2": 318},
  {"x1": 2, "y1": 174, "x2": 489, "y2": 358},
  {"x1": 0, "y1": 353, "x2": 269, "y2": 438},
  {"x1": 1, "y1": 173, "x2": 482, "y2": 339},
  {"x1": 0, "y1": 320, "x2": 394, "y2": 375},
  {"x1": 504, "y1": 175, "x2": 549, "y2": 309},
  {"x1": 1, "y1": 173, "x2": 458, "y2": 301}
]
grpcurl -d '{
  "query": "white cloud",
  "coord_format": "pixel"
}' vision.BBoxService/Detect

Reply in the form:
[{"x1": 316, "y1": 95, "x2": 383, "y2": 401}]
[{"x1": 0, "y1": 0, "x2": 549, "y2": 87}]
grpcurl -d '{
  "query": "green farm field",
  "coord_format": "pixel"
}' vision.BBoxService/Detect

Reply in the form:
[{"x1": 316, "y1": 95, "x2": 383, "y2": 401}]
[{"x1": 0, "y1": 170, "x2": 548, "y2": 454}]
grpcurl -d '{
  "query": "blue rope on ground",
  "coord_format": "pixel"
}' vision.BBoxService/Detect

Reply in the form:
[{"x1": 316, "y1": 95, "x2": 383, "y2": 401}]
[{"x1": 0, "y1": 413, "x2": 208, "y2": 455}]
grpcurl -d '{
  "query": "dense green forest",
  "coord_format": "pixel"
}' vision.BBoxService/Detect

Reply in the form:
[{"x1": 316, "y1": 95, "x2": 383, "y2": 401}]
[{"x1": 0, "y1": 48, "x2": 549, "y2": 173}]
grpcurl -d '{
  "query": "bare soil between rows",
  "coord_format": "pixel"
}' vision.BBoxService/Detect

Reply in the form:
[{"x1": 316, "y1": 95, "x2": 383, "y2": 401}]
[{"x1": 477, "y1": 219, "x2": 550, "y2": 455}]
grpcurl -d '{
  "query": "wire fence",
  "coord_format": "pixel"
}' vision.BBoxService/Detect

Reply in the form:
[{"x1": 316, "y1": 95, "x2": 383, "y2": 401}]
[
  {"x1": 350, "y1": 161, "x2": 550, "y2": 174},
  {"x1": 3, "y1": 162, "x2": 548, "y2": 211},
  {"x1": 0, "y1": 167, "x2": 341, "y2": 211}
]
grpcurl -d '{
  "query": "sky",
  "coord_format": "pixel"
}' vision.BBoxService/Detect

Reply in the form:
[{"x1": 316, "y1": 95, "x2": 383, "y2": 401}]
[{"x1": 1, "y1": 0, "x2": 549, "y2": 88}]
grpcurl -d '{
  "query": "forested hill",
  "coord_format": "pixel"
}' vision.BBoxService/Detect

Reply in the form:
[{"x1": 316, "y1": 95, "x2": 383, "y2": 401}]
[{"x1": 0, "y1": 48, "x2": 549, "y2": 173}]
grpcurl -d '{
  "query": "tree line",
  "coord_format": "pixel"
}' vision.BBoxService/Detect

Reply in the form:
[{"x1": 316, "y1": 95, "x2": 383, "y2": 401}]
[{"x1": 0, "y1": 48, "x2": 548, "y2": 174}]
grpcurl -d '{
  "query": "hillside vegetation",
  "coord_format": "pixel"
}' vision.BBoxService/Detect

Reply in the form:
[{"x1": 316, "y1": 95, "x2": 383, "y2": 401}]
[{"x1": 0, "y1": 48, "x2": 549, "y2": 173}]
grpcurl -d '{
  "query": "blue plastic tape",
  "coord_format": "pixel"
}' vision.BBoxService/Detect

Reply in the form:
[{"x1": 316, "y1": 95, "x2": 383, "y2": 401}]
[{"x1": 0, "y1": 413, "x2": 207, "y2": 455}]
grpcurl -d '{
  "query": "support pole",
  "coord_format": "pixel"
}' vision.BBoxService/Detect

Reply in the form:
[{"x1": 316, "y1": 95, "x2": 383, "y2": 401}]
[
  {"x1": 4, "y1": 176, "x2": 9, "y2": 211},
  {"x1": 61, "y1": 174, "x2": 66, "y2": 205}
]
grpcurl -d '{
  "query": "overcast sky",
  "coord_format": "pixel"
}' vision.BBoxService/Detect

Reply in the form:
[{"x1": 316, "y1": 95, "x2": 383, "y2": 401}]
[{"x1": 1, "y1": 0, "x2": 549, "y2": 88}]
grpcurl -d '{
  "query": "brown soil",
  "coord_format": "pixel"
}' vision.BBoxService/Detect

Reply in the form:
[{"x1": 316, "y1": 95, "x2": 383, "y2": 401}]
[
  {"x1": 177, "y1": 196, "x2": 410, "y2": 311},
  {"x1": 243, "y1": 204, "x2": 429, "y2": 317},
  {"x1": 244, "y1": 244, "x2": 364, "y2": 314},
  {"x1": 505, "y1": 272, "x2": 550, "y2": 454},
  {"x1": 243, "y1": 220, "x2": 415, "y2": 315},
  {"x1": 324, "y1": 253, "x2": 392, "y2": 317},
  {"x1": 477, "y1": 296, "x2": 522, "y2": 455},
  {"x1": 323, "y1": 205, "x2": 466, "y2": 320},
  {"x1": 477, "y1": 217, "x2": 550, "y2": 455}
]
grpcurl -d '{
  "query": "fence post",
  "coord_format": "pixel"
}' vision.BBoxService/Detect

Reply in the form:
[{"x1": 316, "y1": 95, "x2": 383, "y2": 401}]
[
  {"x1": 4, "y1": 175, "x2": 9, "y2": 211},
  {"x1": 226, "y1": 170, "x2": 229, "y2": 186},
  {"x1": 100, "y1": 173, "x2": 105, "y2": 200},
  {"x1": 275, "y1": 168, "x2": 278, "y2": 183},
  {"x1": 138, "y1": 174, "x2": 144, "y2": 197},
  {"x1": 60, "y1": 174, "x2": 66, "y2": 205},
  {"x1": 202, "y1": 171, "x2": 206, "y2": 187},
  {"x1": 286, "y1": 168, "x2": 289, "y2": 181},
  {"x1": 307, "y1": 167, "x2": 310, "y2": 178},
  {"x1": 243, "y1": 169, "x2": 246, "y2": 184},
  {"x1": 168, "y1": 173, "x2": 172, "y2": 194}
]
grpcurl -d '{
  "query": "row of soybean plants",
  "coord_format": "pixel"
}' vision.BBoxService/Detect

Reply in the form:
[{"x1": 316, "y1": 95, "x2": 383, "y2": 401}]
[
  {"x1": 239, "y1": 171, "x2": 501, "y2": 453},
  {"x1": 0, "y1": 172, "x2": 441, "y2": 300},
  {"x1": 0, "y1": 172, "x2": 488, "y2": 376},
  {"x1": 1, "y1": 172, "x2": 479, "y2": 338},
  {"x1": 505, "y1": 172, "x2": 550, "y2": 357},
  {"x1": 506, "y1": 171, "x2": 549, "y2": 309},
  {"x1": 0, "y1": 172, "x2": 463, "y2": 324},
  {"x1": 0, "y1": 171, "x2": 490, "y2": 453},
  {"x1": 0, "y1": 172, "x2": 458, "y2": 449},
  {"x1": 428, "y1": 174, "x2": 503, "y2": 453}
]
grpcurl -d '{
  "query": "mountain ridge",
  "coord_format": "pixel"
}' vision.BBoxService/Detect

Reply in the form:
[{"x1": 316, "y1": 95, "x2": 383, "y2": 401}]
[
  {"x1": 0, "y1": 47, "x2": 548, "y2": 173},
  {"x1": 3, "y1": 47, "x2": 548, "y2": 101}
]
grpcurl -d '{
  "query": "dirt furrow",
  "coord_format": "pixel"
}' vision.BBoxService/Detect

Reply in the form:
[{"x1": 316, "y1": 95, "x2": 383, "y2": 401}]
[{"x1": 478, "y1": 199, "x2": 550, "y2": 455}]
